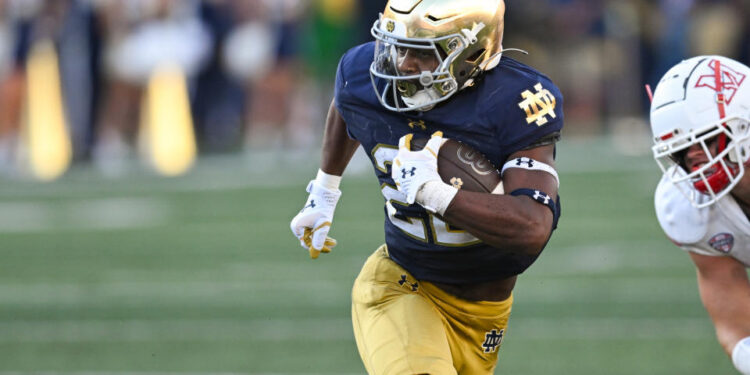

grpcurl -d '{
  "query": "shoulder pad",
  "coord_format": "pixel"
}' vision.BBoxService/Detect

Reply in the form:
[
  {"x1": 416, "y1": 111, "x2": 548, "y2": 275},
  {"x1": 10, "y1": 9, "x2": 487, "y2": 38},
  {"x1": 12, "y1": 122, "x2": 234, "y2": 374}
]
[{"x1": 654, "y1": 172, "x2": 709, "y2": 244}]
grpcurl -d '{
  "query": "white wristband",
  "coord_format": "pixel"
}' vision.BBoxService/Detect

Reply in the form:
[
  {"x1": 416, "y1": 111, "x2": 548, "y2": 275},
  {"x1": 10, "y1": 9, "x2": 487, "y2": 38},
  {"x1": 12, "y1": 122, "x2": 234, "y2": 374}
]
[
  {"x1": 501, "y1": 157, "x2": 560, "y2": 187},
  {"x1": 733, "y1": 336, "x2": 750, "y2": 375},
  {"x1": 416, "y1": 180, "x2": 459, "y2": 216},
  {"x1": 316, "y1": 169, "x2": 342, "y2": 190}
]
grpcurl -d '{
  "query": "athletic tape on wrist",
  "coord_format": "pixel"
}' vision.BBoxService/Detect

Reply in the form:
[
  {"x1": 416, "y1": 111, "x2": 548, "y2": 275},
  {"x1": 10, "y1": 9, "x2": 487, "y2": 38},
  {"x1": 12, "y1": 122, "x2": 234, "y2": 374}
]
[
  {"x1": 502, "y1": 157, "x2": 559, "y2": 187},
  {"x1": 316, "y1": 169, "x2": 342, "y2": 190},
  {"x1": 417, "y1": 180, "x2": 459, "y2": 215}
]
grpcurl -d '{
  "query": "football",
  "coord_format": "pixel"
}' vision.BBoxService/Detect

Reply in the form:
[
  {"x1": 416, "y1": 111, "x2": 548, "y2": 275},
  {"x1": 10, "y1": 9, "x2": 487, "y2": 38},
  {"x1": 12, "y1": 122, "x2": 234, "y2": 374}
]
[{"x1": 411, "y1": 137, "x2": 503, "y2": 194}]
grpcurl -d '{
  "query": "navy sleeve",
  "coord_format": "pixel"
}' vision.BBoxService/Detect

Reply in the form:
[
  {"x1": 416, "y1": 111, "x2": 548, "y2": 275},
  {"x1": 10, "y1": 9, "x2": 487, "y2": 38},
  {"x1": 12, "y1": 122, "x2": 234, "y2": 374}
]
[
  {"x1": 334, "y1": 49, "x2": 360, "y2": 141},
  {"x1": 496, "y1": 77, "x2": 564, "y2": 157}
]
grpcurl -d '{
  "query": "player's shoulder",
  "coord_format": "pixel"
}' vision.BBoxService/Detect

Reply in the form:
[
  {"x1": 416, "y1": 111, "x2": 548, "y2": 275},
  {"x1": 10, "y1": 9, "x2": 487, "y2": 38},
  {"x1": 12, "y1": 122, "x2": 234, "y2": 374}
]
[
  {"x1": 338, "y1": 42, "x2": 375, "y2": 80},
  {"x1": 336, "y1": 42, "x2": 380, "y2": 109},
  {"x1": 654, "y1": 170, "x2": 711, "y2": 244},
  {"x1": 484, "y1": 56, "x2": 562, "y2": 100},
  {"x1": 474, "y1": 56, "x2": 563, "y2": 150}
]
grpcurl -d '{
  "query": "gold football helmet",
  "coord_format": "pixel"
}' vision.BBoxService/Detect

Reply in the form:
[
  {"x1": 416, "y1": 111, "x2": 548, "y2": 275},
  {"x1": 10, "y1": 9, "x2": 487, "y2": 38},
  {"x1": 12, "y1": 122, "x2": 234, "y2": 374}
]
[{"x1": 370, "y1": 0, "x2": 505, "y2": 111}]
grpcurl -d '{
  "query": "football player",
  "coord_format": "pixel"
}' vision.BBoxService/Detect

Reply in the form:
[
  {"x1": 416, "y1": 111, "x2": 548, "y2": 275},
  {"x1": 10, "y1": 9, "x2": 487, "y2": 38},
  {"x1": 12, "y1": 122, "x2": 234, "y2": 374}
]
[
  {"x1": 290, "y1": 1, "x2": 563, "y2": 373},
  {"x1": 651, "y1": 56, "x2": 750, "y2": 375}
]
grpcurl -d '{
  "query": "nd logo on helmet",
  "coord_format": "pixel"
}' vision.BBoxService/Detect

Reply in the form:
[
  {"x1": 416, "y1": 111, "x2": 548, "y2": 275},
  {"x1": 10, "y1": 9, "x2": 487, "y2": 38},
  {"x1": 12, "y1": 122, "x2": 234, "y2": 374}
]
[{"x1": 386, "y1": 20, "x2": 395, "y2": 32}]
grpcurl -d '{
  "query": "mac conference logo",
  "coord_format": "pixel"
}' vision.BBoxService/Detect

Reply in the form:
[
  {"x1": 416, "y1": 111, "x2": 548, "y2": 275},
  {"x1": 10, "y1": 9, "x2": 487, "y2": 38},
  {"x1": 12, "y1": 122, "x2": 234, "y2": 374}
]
[{"x1": 708, "y1": 232, "x2": 734, "y2": 253}]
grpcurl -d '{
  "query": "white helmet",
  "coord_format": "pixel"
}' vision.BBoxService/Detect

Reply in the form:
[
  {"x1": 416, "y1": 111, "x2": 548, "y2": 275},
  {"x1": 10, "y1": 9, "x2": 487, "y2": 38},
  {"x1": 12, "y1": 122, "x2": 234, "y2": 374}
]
[{"x1": 650, "y1": 56, "x2": 750, "y2": 208}]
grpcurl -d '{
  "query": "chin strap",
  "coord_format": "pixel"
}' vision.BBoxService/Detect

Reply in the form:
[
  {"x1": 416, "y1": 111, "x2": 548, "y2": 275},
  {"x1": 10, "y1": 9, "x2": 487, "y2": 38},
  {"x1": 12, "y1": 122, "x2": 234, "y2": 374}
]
[{"x1": 693, "y1": 59, "x2": 737, "y2": 195}]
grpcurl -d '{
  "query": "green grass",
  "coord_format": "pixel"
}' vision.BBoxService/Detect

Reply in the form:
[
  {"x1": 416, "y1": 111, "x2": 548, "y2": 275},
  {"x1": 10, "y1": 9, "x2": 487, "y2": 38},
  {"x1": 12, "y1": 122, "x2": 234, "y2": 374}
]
[{"x1": 0, "y1": 140, "x2": 738, "y2": 374}]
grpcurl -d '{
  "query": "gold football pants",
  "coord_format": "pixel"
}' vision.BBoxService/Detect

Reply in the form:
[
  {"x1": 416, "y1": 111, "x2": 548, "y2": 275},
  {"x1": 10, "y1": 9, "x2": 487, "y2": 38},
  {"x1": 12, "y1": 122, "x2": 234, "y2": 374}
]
[{"x1": 352, "y1": 245, "x2": 513, "y2": 375}]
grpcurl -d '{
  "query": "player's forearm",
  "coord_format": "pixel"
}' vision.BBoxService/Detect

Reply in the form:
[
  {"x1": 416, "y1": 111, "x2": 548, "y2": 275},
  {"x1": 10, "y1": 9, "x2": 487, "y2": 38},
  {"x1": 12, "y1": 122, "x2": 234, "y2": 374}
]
[
  {"x1": 715, "y1": 321, "x2": 750, "y2": 357},
  {"x1": 705, "y1": 293, "x2": 750, "y2": 355},
  {"x1": 320, "y1": 100, "x2": 360, "y2": 176},
  {"x1": 443, "y1": 191, "x2": 553, "y2": 255},
  {"x1": 693, "y1": 255, "x2": 750, "y2": 356}
]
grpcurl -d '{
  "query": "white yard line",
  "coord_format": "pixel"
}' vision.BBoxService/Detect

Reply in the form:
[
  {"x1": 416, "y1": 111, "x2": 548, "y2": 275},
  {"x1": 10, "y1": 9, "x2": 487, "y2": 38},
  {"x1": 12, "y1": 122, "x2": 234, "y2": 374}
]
[
  {"x1": 0, "y1": 318, "x2": 353, "y2": 343},
  {"x1": 0, "y1": 273, "x2": 694, "y2": 303},
  {"x1": 0, "y1": 280, "x2": 343, "y2": 300},
  {"x1": 0, "y1": 317, "x2": 712, "y2": 343},
  {"x1": 509, "y1": 317, "x2": 713, "y2": 340},
  {"x1": 0, "y1": 198, "x2": 169, "y2": 233}
]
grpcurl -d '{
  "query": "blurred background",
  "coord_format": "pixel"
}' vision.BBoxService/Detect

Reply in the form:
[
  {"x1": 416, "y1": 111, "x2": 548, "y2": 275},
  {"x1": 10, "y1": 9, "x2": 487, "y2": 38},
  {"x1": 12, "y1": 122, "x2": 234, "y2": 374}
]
[{"x1": 0, "y1": 0, "x2": 748, "y2": 374}]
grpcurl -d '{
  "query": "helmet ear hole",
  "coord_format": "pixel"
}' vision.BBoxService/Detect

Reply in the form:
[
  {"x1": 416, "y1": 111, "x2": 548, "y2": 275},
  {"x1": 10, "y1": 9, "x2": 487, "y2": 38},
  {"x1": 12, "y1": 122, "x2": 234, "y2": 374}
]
[
  {"x1": 466, "y1": 48, "x2": 486, "y2": 64},
  {"x1": 729, "y1": 144, "x2": 740, "y2": 163}
]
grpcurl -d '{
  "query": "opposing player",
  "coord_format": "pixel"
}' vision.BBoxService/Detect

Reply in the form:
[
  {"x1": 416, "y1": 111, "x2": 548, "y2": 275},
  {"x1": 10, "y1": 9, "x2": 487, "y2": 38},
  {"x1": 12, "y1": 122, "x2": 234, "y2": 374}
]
[
  {"x1": 651, "y1": 56, "x2": 750, "y2": 375},
  {"x1": 290, "y1": 1, "x2": 563, "y2": 373}
]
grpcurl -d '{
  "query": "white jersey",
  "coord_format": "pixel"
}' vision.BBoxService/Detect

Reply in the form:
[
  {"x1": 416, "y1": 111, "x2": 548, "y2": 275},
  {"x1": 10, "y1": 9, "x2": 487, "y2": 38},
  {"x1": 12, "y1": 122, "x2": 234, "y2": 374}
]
[{"x1": 655, "y1": 169, "x2": 750, "y2": 267}]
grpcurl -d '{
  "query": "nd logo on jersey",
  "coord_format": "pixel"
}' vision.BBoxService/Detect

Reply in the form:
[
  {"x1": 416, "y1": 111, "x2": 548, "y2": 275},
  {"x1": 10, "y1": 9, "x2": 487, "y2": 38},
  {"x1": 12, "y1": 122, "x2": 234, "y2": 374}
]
[{"x1": 518, "y1": 83, "x2": 557, "y2": 126}]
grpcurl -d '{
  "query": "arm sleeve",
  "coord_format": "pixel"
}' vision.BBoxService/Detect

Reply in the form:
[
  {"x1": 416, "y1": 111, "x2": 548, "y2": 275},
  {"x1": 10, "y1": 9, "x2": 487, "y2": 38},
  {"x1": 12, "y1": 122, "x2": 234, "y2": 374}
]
[{"x1": 495, "y1": 78, "x2": 565, "y2": 157}]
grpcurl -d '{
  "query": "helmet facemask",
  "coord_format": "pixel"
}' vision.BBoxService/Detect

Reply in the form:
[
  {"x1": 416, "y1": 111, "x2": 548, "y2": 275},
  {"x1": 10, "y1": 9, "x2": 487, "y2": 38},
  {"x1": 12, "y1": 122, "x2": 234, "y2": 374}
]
[
  {"x1": 370, "y1": 15, "x2": 488, "y2": 112},
  {"x1": 653, "y1": 117, "x2": 750, "y2": 208}
]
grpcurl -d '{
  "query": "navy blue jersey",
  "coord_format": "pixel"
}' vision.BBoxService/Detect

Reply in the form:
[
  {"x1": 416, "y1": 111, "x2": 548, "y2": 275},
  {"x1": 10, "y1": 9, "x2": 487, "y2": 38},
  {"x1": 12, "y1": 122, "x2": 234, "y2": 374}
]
[{"x1": 335, "y1": 42, "x2": 563, "y2": 284}]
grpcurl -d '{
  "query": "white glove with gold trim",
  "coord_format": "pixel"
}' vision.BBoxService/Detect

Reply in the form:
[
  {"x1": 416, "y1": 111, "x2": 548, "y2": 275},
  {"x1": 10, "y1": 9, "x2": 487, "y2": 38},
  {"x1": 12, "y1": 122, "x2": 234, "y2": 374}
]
[
  {"x1": 392, "y1": 131, "x2": 458, "y2": 215},
  {"x1": 290, "y1": 172, "x2": 341, "y2": 259}
]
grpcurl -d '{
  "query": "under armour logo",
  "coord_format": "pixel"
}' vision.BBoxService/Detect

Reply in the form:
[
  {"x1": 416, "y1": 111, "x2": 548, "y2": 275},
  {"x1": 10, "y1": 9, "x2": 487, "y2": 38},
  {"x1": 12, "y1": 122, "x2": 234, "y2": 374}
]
[
  {"x1": 401, "y1": 167, "x2": 416, "y2": 179},
  {"x1": 398, "y1": 274, "x2": 418, "y2": 292},
  {"x1": 515, "y1": 157, "x2": 534, "y2": 168},
  {"x1": 533, "y1": 190, "x2": 551, "y2": 205},
  {"x1": 301, "y1": 200, "x2": 316, "y2": 212},
  {"x1": 482, "y1": 329, "x2": 504, "y2": 353}
]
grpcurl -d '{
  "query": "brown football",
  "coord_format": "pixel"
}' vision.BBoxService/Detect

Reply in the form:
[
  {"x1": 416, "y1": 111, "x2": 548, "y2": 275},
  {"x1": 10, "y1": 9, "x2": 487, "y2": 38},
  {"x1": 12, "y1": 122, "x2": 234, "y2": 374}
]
[{"x1": 411, "y1": 137, "x2": 503, "y2": 193}]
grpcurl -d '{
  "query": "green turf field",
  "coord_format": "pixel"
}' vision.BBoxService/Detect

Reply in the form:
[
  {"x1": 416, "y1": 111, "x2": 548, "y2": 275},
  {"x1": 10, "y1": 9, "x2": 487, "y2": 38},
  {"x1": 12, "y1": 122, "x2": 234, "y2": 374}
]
[{"x1": 0, "y1": 138, "x2": 738, "y2": 374}]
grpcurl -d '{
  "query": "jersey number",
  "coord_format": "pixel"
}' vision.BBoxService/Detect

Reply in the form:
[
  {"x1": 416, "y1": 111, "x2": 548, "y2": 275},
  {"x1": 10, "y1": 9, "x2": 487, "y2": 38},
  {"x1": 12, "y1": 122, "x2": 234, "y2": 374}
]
[{"x1": 372, "y1": 144, "x2": 481, "y2": 247}]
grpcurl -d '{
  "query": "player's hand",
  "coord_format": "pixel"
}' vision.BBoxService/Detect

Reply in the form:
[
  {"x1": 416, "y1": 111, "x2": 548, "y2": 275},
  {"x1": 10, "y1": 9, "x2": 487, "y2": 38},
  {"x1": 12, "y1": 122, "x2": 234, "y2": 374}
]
[
  {"x1": 290, "y1": 180, "x2": 341, "y2": 259},
  {"x1": 392, "y1": 131, "x2": 446, "y2": 204}
]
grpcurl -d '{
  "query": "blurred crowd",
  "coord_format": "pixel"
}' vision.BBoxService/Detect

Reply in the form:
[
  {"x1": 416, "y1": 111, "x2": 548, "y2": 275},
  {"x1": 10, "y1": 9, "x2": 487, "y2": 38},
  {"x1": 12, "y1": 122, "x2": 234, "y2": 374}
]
[
  {"x1": 0, "y1": 0, "x2": 748, "y2": 177},
  {"x1": 503, "y1": 0, "x2": 750, "y2": 138}
]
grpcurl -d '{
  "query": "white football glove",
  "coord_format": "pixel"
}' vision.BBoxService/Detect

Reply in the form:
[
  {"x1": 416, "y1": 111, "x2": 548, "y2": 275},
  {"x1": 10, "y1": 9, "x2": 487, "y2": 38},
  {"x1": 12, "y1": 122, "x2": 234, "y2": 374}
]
[
  {"x1": 290, "y1": 179, "x2": 341, "y2": 259},
  {"x1": 392, "y1": 131, "x2": 447, "y2": 204}
]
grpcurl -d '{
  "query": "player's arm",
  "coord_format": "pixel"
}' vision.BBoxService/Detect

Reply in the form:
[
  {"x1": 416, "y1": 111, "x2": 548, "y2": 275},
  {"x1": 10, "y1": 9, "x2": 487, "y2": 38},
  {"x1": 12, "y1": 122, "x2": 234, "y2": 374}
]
[
  {"x1": 689, "y1": 252, "x2": 750, "y2": 373},
  {"x1": 290, "y1": 99, "x2": 360, "y2": 259},
  {"x1": 442, "y1": 144, "x2": 557, "y2": 255},
  {"x1": 321, "y1": 99, "x2": 360, "y2": 175}
]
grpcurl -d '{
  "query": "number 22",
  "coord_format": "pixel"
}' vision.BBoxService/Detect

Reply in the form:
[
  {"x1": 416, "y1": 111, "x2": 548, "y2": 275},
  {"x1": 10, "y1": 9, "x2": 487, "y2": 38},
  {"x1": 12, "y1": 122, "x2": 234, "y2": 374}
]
[{"x1": 371, "y1": 144, "x2": 480, "y2": 247}]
